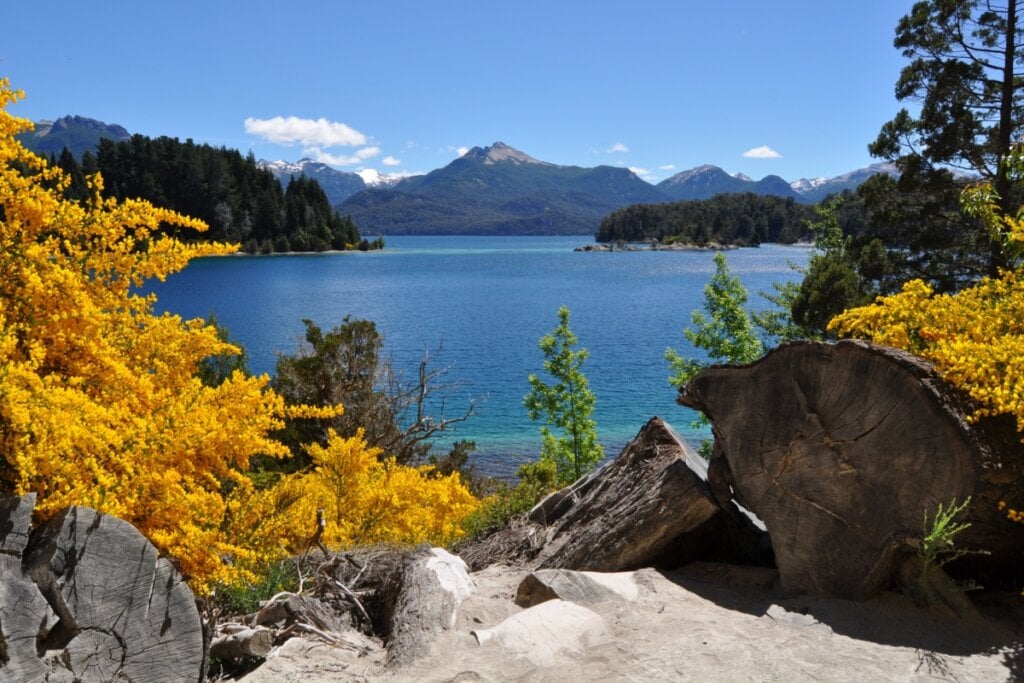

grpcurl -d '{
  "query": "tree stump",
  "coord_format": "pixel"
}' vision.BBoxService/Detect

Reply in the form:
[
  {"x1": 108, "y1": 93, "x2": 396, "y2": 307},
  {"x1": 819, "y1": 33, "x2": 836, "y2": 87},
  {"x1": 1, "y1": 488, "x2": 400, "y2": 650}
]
[
  {"x1": 678, "y1": 340, "x2": 1024, "y2": 599},
  {"x1": 0, "y1": 501, "x2": 206, "y2": 682}
]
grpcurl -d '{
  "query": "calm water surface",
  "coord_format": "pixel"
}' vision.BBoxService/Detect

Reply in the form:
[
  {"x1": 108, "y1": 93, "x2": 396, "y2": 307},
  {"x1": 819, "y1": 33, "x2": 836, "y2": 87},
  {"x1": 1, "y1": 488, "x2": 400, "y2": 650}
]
[{"x1": 152, "y1": 236, "x2": 810, "y2": 476}]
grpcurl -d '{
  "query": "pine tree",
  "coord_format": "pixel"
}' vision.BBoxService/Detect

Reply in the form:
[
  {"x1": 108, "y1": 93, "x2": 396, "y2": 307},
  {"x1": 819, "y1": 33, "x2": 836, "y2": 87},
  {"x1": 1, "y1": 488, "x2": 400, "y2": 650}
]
[{"x1": 524, "y1": 306, "x2": 603, "y2": 485}]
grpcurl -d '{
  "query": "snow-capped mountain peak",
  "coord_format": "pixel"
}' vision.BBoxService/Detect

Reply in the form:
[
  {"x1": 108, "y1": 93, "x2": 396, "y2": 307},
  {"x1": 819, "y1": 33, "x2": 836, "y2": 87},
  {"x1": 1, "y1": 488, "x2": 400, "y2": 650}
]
[
  {"x1": 356, "y1": 168, "x2": 406, "y2": 188},
  {"x1": 790, "y1": 176, "x2": 829, "y2": 193}
]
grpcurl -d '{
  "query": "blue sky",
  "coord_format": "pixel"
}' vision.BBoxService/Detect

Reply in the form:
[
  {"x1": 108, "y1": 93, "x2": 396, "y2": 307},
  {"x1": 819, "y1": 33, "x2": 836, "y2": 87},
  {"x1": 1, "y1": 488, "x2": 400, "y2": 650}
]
[{"x1": 3, "y1": 1, "x2": 914, "y2": 183}]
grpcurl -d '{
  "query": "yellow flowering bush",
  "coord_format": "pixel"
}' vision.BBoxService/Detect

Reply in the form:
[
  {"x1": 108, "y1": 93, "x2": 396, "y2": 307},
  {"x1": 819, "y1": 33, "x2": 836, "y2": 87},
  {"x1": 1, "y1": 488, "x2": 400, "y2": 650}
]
[
  {"x1": 235, "y1": 430, "x2": 480, "y2": 555},
  {"x1": 0, "y1": 79, "x2": 481, "y2": 589},
  {"x1": 0, "y1": 79, "x2": 318, "y2": 587}
]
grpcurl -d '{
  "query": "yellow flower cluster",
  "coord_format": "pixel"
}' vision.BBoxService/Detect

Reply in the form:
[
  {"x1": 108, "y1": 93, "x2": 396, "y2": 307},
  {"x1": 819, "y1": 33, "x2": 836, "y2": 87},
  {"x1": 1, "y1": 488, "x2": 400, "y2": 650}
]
[
  {"x1": 829, "y1": 244, "x2": 1024, "y2": 432},
  {"x1": 230, "y1": 430, "x2": 480, "y2": 558}
]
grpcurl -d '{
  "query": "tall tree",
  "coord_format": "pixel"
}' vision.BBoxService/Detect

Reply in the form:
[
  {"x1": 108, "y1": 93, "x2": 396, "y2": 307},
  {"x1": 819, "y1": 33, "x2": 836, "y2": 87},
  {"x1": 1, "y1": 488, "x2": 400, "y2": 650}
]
[
  {"x1": 871, "y1": 0, "x2": 1024, "y2": 275},
  {"x1": 524, "y1": 306, "x2": 603, "y2": 485}
]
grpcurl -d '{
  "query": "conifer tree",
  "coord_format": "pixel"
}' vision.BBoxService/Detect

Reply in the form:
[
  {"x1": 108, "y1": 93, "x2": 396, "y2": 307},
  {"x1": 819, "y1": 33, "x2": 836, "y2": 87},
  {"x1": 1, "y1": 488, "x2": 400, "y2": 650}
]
[{"x1": 524, "y1": 306, "x2": 603, "y2": 485}]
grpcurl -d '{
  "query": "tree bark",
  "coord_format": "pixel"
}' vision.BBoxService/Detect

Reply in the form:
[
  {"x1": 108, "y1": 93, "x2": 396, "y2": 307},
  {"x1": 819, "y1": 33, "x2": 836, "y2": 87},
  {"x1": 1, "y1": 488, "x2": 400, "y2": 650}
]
[
  {"x1": 536, "y1": 417, "x2": 761, "y2": 571},
  {"x1": 678, "y1": 340, "x2": 1024, "y2": 600}
]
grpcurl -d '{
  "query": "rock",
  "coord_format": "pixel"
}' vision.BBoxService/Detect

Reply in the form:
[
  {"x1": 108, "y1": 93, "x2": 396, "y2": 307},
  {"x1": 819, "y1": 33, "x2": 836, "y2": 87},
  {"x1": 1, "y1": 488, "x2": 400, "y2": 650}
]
[
  {"x1": 236, "y1": 633, "x2": 385, "y2": 683},
  {"x1": 470, "y1": 599, "x2": 609, "y2": 667},
  {"x1": 678, "y1": 339, "x2": 1024, "y2": 600},
  {"x1": 764, "y1": 604, "x2": 833, "y2": 636},
  {"x1": 383, "y1": 547, "x2": 475, "y2": 666},
  {"x1": 536, "y1": 417, "x2": 728, "y2": 570},
  {"x1": 515, "y1": 568, "x2": 639, "y2": 608}
]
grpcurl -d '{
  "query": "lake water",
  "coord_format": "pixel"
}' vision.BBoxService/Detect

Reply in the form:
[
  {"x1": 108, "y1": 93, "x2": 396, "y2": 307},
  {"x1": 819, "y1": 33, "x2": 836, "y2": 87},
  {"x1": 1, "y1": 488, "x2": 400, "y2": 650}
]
[{"x1": 152, "y1": 236, "x2": 811, "y2": 476}]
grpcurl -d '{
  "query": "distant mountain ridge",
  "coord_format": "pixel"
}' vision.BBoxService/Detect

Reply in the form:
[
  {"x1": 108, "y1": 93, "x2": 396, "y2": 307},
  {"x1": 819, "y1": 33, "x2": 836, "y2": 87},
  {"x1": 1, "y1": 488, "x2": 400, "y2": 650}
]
[
  {"x1": 17, "y1": 115, "x2": 130, "y2": 158},
  {"x1": 340, "y1": 143, "x2": 896, "y2": 235},
  {"x1": 18, "y1": 117, "x2": 899, "y2": 235},
  {"x1": 338, "y1": 142, "x2": 666, "y2": 235}
]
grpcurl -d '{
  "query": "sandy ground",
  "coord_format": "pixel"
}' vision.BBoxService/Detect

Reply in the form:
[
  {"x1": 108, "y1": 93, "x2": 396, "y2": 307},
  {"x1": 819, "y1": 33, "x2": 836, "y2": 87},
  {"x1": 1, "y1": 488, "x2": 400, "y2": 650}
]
[{"x1": 239, "y1": 562, "x2": 1024, "y2": 682}]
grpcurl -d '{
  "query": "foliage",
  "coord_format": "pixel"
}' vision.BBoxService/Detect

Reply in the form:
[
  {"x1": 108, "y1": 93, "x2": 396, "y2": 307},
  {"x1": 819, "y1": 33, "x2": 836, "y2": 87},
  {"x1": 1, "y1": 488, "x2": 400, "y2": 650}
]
[
  {"x1": 918, "y1": 497, "x2": 984, "y2": 576},
  {"x1": 524, "y1": 306, "x2": 603, "y2": 486},
  {"x1": 868, "y1": 0, "x2": 1024, "y2": 276},
  {"x1": 830, "y1": 166, "x2": 1024, "y2": 436},
  {"x1": 666, "y1": 251, "x2": 765, "y2": 389},
  {"x1": 787, "y1": 197, "x2": 888, "y2": 337},
  {"x1": 460, "y1": 458, "x2": 559, "y2": 538},
  {"x1": 197, "y1": 314, "x2": 251, "y2": 387},
  {"x1": 0, "y1": 79, "x2": 339, "y2": 589},
  {"x1": 273, "y1": 317, "x2": 473, "y2": 466},
  {"x1": 856, "y1": 168, "x2": 987, "y2": 292},
  {"x1": 209, "y1": 559, "x2": 300, "y2": 615},
  {"x1": 71, "y1": 133, "x2": 369, "y2": 253},
  {"x1": 242, "y1": 430, "x2": 480, "y2": 552},
  {"x1": 428, "y1": 440, "x2": 494, "y2": 497},
  {"x1": 596, "y1": 193, "x2": 816, "y2": 245}
]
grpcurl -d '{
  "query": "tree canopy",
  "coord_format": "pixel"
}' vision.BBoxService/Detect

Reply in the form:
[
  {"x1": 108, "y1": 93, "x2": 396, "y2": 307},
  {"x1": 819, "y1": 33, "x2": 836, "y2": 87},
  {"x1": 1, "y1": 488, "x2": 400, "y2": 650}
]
[
  {"x1": 596, "y1": 193, "x2": 816, "y2": 245},
  {"x1": 869, "y1": 0, "x2": 1024, "y2": 275}
]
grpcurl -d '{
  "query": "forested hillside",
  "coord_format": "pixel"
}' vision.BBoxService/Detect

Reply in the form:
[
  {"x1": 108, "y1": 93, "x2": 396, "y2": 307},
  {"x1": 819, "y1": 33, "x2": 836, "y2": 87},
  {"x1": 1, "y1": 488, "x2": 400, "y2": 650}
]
[
  {"x1": 51, "y1": 135, "x2": 376, "y2": 253},
  {"x1": 595, "y1": 193, "x2": 820, "y2": 245}
]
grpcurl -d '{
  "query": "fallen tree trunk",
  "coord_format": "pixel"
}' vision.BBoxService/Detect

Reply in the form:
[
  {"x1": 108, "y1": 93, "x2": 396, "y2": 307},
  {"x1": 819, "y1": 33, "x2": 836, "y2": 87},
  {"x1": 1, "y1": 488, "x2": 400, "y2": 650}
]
[
  {"x1": 536, "y1": 417, "x2": 729, "y2": 570},
  {"x1": 678, "y1": 340, "x2": 1024, "y2": 600},
  {"x1": 456, "y1": 417, "x2": 771, "y2": 572}
]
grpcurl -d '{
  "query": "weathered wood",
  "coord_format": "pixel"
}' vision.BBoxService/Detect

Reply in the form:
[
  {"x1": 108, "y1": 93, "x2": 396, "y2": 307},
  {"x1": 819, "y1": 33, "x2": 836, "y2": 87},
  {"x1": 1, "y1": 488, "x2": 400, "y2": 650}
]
[
  {"x1": 381, "y1": 548, "x2": 474, "y2": 667},
  {"x1": 0, "y1": 492, "x2": 35, "y2": 554},
  {"x1": 253, "y1": 593, "x2": 350, "y2": 634},
  {"x1": 0, "y1": 494, "x2": 50, "y2": 682},
  {"x1": 211, "y1": 627, "x2": 275, "y2": 661},
  {"x1": 23, "y1": 506, "x2": 204, "y2": 682},
  {"x1": 678, "y1": 339, "x2": 1024, "y2": 600},
  {"x1": 536, "y1": 417, "x2": 727, "y2": 571},
  {"x1": 0, "y1": 554, "x2": 51, "y2": 682}
]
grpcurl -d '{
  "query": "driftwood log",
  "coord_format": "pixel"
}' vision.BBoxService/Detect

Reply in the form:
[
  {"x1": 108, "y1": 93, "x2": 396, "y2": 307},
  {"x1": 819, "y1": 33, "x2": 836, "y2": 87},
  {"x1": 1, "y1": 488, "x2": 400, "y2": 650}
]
[
  {"x1": 535, "y1": 417, "x2": 728, "y2": 570},
  {"x1": 458, "y1": 417, "x2": 770, "y2": 572},
  {"x1": 0, "y1": 495, "x2": 204, "y2": 682},
  {"x1": 678, "y1": 340, "x2": 1024, "y2": 600}
]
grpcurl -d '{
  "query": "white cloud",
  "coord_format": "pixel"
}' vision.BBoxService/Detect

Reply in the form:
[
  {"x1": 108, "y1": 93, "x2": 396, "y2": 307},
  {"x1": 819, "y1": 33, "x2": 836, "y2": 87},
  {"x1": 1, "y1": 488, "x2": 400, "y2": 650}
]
[
  {"x1": 244, "y1": 116, "x2": 367, "y2": 147},
  {"x1": 742, "y1": 145, "x2": 782, "y2": 159},
  {"x1": 382, "y1": 155, "x2": 401, "y2": 167},
  {"x1": 608, "y1": 142, "x2": 629, "y2": 154},
  {"x1": 659, "y1": 164, "x2": 676, "y2": 171},
  {"x1": 629, "y1": 166, "x2": 656, "y2": 181},
  {"x1": 457, "y1": 146, "x2": 469, "y2": 157},
  {"x1": 304, "y1": 145, "x2": 380, "y2": 166}
]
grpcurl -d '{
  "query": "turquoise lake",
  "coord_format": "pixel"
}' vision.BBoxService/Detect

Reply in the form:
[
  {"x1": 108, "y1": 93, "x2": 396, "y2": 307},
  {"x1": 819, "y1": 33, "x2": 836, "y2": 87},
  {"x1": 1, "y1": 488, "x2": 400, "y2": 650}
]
[{"x1": 152, "y1": 236, "x2": 811, "y2": 476}]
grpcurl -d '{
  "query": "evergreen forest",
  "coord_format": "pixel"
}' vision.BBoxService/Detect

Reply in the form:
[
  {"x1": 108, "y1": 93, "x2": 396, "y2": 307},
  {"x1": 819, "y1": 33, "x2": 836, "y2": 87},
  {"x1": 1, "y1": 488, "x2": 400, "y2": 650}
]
[{"x1": 51, "y1": 135, "x2": 381, "y2": 254}]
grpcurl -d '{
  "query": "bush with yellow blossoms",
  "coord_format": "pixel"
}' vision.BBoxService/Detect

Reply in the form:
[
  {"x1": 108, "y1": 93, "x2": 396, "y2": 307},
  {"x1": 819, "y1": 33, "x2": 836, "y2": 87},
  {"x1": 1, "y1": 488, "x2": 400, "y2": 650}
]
[
  {"x1": 0, "y1": 79, "x2": 479, "y2": 590},
  {"x1": 232, "y1": 430, "x2": 480, "y2": 557}
]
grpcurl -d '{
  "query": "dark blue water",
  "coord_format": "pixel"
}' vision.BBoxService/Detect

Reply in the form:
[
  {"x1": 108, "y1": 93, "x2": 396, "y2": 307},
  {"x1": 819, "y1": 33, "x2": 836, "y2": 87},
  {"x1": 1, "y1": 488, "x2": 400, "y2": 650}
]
[{"x1": 152, "y1": 236, "x2": 810, "y2": 476}]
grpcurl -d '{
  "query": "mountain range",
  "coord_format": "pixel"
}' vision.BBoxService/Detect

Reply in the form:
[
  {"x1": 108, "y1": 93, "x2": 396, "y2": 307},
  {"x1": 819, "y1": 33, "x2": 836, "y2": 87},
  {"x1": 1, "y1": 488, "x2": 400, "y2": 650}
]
[
  {"x1": 18, "y1": 116, "x2": 897, "y2": 235},
  {"x1": 16, "y1": 115, "x2": 131, "y2": 158}
]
